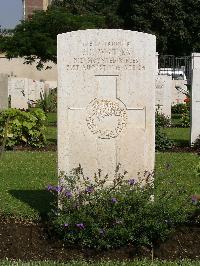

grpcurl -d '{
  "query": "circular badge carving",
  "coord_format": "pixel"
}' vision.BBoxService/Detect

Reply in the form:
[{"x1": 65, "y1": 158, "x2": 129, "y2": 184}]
[{"x1": 86, "y1": 98, "x2": 127, "y2": 139}]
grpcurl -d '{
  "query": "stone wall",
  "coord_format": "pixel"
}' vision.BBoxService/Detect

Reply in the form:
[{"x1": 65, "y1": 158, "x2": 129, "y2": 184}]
[
  {"x1": 0, "y1": 55, "x2": 57, "y2": 81},
  {"x1": 0, "y1": 74, "x2": 8, "y2": 110}
]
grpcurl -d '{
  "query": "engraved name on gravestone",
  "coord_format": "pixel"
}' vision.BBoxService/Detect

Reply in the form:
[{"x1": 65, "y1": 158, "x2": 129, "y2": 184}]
[
  {"x1": 191, "y1": 53, "x2": 200, "y2": 144},
  {"x1": 0, "y1": 74, "x2": 8, "y2": 110},
  {"x1": 155, "y1": 75, "x2": 172, "y2": 118},
  {"x1": 58, "y1": 29, "x2": 156, "y2": 180}
]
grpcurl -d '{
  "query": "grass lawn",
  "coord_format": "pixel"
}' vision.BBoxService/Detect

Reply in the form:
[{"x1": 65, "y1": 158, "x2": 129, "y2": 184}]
[
  {"x1": 164, "y1": 127, "x2": 190, "y2": 147},
  {"x1": 46, "y1": 126, "x2": 57, "y2": 144},
  {"x1": 0, "y1": 151, "x2": 57, "y2": 219},
  {"x1": 46, "y1": 112, "x2": 57, "y2": 145},
  {"x1": 1, "y1": 260, "x2": 200, "y2": 266},
  {"x1": 46, "y1": 112, "x2": 57, "y2": 126},
  {"x1": 0, "y1": 151, "x2": 199, "y2": 219}
]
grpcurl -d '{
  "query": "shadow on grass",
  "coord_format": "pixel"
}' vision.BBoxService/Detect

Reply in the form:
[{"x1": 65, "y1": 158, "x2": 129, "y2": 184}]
[
  {"x1": 47, "y1": 138, "x2": 57, "y2": 145},
  {"x1": 9, "y1": 190, "x2": 56, "y2": 218},
  {"x1": 174, "y1": 139, "x2": 189, "y2": 147}
]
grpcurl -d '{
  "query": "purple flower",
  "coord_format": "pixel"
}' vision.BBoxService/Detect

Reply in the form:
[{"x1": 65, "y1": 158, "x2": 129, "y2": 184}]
[
  {"x1": 76, "y1": 223, "x2": 85, "y2": 229},
  {"x1": 47, "y1": 185, "x2": 53, "y2": 191},
  {"x1": 65, "y1": 190, "x2": 72, "y2": 198},
  {"x1": 111, "y1": 198, "x2": 117, "y2": 203},
  {"x1": 64, "y1": 223, "x2": 69, "y2": 227},
  {"x1": 53, "y1": 186, "x2": 63, "y2": 193},
  {"x1": 128, "y1": 179, "x2": 136, "y2": 185},
  {"x1": 85, "y1": 186, "x2": 94, "y2": 193},
  {"x1": 192, "y1": 196, "x2": 198, "y2": 205}
]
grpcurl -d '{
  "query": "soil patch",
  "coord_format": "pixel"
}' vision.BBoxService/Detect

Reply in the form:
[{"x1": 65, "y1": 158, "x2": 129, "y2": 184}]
[
  {"x1": 13, "y1": 144, "x2": 57, "y2": 152},
  {"x1": 0, "y1": 217, "x2": 199, "y2": 262},
  {"x1": 170, "y1": 146, "x2": 200, "y2": 153}
]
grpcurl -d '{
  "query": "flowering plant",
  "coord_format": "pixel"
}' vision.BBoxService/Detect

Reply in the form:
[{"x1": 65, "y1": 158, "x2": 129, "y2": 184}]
[{"x1": 48, "y1": 165, "x2": 196, "y2": 250}]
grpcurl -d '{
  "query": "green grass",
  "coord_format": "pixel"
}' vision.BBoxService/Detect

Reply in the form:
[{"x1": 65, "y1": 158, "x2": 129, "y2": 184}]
[
  {"x1": 45, "y1": 112, "x2": 57, "y2": 144},
  {"x1": 164, "y1": 127, "x2": 190, "y2": 147},
  {"x1": 46, "y1": 126, "x2": 57, "y2": 144},
  {"x1": 0, "y1": 260, "x2": 200, "y2": 266},
  {"x1": 155, "y1": 152, "x2": 200, "y2": 195},
  {"x1": 46, "y1": 112, "x2": 57, "y2": 126},
  {"x1": 0, "y1": 151, "x2": 57, "y2": 219},
  {"x1": 0, "y1": 151, "x2": 199, "y2": 219}
]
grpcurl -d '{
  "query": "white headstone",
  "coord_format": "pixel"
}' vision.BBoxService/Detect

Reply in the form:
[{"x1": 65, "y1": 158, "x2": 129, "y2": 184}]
[
  {"x1": 172, "y1": 79, "x2": 187, "y2": 105},
  {"x1": 8, "y1": 77, "x2": 29, "y2": 109},
  {"x1": 28, "y1": 79, "x2": 44, "y2": 103},
  {"x1": 44, "y1": 81, "x2": 57, "y2": 94},
  {"x1": 191, "y1": 53, "x2": 200, "y2": 144},
  {"x1": 58, "y1": 29, "x2": 156, "y2": 180},
  {"x1": 156, "y1": 75, "x2": 172, "y2": 117},
  {"x1": 0, "y1": 74, "x2": 8, "y2": 110}
]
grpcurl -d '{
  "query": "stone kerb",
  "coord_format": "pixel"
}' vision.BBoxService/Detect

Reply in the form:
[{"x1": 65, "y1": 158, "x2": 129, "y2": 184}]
[
  {"x1": 57, "y1": 29, "x2": 156, "y2": 181},
  {"x1": 0, "y1": 73, "x2": 8, "y2": 110},
  {"x1": 191, "y1": 53, "x2": 200, "y2": 144}
]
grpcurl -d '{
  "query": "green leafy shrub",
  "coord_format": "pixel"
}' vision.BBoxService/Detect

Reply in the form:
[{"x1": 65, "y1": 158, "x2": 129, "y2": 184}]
[
  {"x1": 171, "y1": 103, "x2": 189, "y2": 115},
  {"x1": 35, "y1": 88, "x2": 57, "y2": 113},
  {"x1": 180, "y1": 111, "x2": 190, "y2": 128},
  {"x1": 155, "y1": 111, "x2": 173, "y2": 151},
  {"x1": 155, "y1": 127, "x2": 174, "y2": 151},
  {"x1": 155, "y1": 111, "x2": 171, "y2": 128},
  {"x1": 48, "y1": 165, "x2": 195, "y2": 250},
  {"x1": 0, "y1": 108, "x2": 46, "y2": 148}
]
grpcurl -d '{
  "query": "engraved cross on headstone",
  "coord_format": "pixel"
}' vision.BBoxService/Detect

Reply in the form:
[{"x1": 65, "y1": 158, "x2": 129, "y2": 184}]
[{"x1": 68, "y1": 75, "x2": 146, "y2": 138}]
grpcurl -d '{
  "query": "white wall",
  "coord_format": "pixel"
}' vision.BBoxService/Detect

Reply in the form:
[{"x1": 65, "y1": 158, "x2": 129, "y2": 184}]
[{"x1": 0, "y1": 55, "x2": 57, "y2": 81}]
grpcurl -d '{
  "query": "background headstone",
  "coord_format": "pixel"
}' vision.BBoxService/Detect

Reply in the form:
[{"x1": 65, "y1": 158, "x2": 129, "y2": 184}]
[
  {"x1": 28, "y1": 79, "x2": 45, "y2": 103},
  {"x1": 8, "y1": 77, "x2": 29, "y2": 110},
  {"x1": 156, "y1": 75, "x2": 172, "y2": 118},
  {"x1": 171, "y1": 79, "x2": 188, "y2": 105},
  {"x1": 191, "y1": 53, "x2": 200, "y2": 144},
  {"x1": 58, "y1": 29, "x2": 156, "y2": 180},
  {"x1": 0, "y1": 74, "x2": 8, "y2": 110},
  {"x1": 44, "y1": 81, "x2": 57, "y2": 94}
]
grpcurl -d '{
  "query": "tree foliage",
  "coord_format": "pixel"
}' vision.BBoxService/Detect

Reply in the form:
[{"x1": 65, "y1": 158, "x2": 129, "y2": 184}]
[
  {"x1": 1, "y1": 0, "x2": 200, "y2": 67},
  {"x1": 0, "y1": 6, "x2": 106, "y2": 68},
  {"x1": 118, "y1": 0, "x2": 200, "y2": 55}
]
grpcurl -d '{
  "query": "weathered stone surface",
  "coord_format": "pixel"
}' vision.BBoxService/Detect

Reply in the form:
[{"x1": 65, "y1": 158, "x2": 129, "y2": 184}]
[
  {"x1": 156, "y1": 75, "x2": 172, "y2": 118},
  {"x1": 191, "y1": 53, "x2": 200, "y2": 144},
  {"x1": 44, "y1": 81, "x2": 57, "y2": 94},
  {"x1": 171, "y1": 80, "x2": 187, "y2": 105},
  {"x1": 0, "y1": 74, "x2": 8, "y2": 110},
  {"x1": 8, "y1": 77, "x2": 45, "y2": 109},
  {"x1": 57, "y1": 29, "x2": 156, "y2": 180},
  {"x1": 8, "y1": 78, "x2": 29, "y2": 109},
  {"x1": 28, "y1": 79, "x2": 44, "y2": 103}
]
